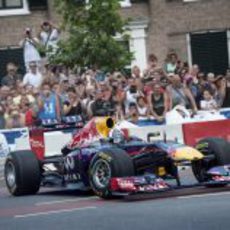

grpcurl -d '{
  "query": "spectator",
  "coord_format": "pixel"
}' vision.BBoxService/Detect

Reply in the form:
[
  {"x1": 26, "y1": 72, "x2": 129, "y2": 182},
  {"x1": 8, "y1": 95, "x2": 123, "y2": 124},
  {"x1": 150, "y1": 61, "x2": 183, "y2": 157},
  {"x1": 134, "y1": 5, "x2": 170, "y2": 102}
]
[
  {"x1": 184, "y1": 72, "x2": 203, "y2": 108},
  {"x1": 59, "y1": 79, "x2": 70, "y2": 103},
  {"x1": 0, "y1": 86, "x2": 11, "y2": 108},
  {"x1": 124, "y1": 78, "x2": 143, "y2": 113},
  {"x1": 164, "y1": 52, "x2": 178, "y2": 74},
  {"x1": 190, "y1": 64, "x2": 200, "y2": 81},
  {"x1": 148, "y1": 83, "x2": 168, "y2": 122},
  {"x1": 143, "y1": 54, "x2": 159, "y2": 78},
  {"x1": 126, "y1": 103, "x2": 139, "y2": 124},
  {"x1": 167, "y1": 74, "x2": 198, "y2": 112},
  {"x1": 200, "y1": 89, "x2": 218, "y2": 111},
  {"x1": 111, "y1": 80, "x2": 126, "y2": 106},
  {"x1": 222, "y1": 70, "x2": 230, "y2": 108},
  {"x1": 90, "y1": 89, "x2": 105, "y2": 116},
  {"x1": 0, "y1": 105, "x2": 6, "y2": 129},
  {"x1": 12, "y1": 84, "x2": 35, "y2": 106},
  {"x1": 23, "y1": 61, "x2": 43, "y2": 88},
  {"x1": 63, "y1": 87, "x2": 83, "y2": 117},
  {"x1": 214, "y1": 75, "x2": 225, "y2": 107},
  {"x1": 114, "y1": 103, "x2": 125, "y2": 121},
  {"x1": 37, "y1": 82, "x2": 61, "y2": 121},
  {"x1": 206, "y1": 72, "x2": 217, "y2": 94},
  {"x1": 75, "y1": 80, "x2": 86, "y2": 100},
  {"x1": 19, "y1": 96, "x2": 36, "y2": 126},
  {"x1": 132, "y1": 65, "x2": 142, "y2": 79},
  {"x1": 136, "y1": 96, "x2": 149, "y2": 117},
  {"x1": 5, "y1": 105, "x2": 25, "y2": 129},
  {"x1": 38, "y1": 21, "x2": 60, "y2": 57},
  {"x1": 91, "y1": 88, "x2": 115, "y2": 117},
  {"x1": 1, "y1": 63, "x2": 22, "y2": 87},
  {"x1": 94, "y1": 69, "x2": 106, "y2": 83},
  {"x1": 20, "y1": 28, "x2": 41, "y2": 71}
]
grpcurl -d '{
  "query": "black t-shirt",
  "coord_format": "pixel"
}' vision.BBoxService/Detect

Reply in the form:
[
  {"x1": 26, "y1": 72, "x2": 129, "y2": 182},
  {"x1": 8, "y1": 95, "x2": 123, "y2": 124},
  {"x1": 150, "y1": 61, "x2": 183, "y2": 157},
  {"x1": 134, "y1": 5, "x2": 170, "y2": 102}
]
[{"x1": 65, "y1": 102, "x2": 83, "y2": 116}]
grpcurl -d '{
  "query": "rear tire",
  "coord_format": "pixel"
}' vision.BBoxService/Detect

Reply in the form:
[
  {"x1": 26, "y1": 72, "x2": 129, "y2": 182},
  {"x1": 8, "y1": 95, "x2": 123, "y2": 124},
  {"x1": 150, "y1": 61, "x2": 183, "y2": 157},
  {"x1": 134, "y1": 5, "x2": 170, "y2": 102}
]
[
  {"x1": 192, "y1": 138, "x2": 230, "y2": 183},
  {"x1": 89, "y1": 148, "x2": 134, "y2": 199},
  {"x1": 4, "y1": 150, "x2": 41, "y2": 196}
]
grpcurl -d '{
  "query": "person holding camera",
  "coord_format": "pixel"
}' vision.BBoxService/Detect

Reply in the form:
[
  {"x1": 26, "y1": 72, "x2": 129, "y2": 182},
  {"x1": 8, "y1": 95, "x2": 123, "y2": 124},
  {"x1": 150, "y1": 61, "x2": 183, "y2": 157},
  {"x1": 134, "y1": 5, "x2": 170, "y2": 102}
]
[{"x1": 20, "y1": 28, "x2": 41, "y2": 71}]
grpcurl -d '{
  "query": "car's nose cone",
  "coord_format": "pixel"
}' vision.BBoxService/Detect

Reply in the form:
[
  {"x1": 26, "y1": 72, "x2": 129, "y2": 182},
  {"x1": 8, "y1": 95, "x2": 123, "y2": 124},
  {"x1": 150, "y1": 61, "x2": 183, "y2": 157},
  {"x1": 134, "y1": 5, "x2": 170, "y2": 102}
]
[{"x1": 172, "y1": 147, "x2": 204, "y2": 161}]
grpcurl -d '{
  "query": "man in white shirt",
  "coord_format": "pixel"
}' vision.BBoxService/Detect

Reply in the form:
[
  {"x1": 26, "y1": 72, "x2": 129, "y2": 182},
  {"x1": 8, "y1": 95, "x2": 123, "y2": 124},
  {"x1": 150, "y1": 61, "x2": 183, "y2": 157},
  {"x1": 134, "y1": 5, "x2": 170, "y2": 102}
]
[{"x1": 23, "y1": 62, "x2": 43, "y2": 88}]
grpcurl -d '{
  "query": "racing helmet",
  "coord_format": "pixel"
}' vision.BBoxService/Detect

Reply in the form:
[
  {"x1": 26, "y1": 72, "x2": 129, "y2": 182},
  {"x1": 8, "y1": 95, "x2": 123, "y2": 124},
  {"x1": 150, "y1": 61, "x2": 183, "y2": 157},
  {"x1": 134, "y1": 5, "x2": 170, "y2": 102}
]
[{"x1": 110, "y1": 128, "x2": 126, "y2": 144}]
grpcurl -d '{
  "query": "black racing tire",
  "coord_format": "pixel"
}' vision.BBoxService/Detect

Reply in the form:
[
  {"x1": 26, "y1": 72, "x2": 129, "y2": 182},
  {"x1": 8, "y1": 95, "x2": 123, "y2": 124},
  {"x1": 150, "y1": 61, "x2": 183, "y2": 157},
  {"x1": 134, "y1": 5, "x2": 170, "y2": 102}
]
[
  {"x1": 4, "y1": 150, "x2": 41, "y2": 196},
  {"x1": 88, "y1": 148, "x2": 134, "y2": 199},
  {"x1": 192, "y1": 137, "x2": 230, "y2": 183}
]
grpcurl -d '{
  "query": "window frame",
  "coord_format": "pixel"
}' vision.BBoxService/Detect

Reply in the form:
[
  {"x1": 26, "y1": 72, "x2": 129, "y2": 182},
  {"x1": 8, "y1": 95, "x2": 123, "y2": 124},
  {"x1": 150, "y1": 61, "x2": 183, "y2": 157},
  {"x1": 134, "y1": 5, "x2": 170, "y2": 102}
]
[{"x1": 0, "y1": 0, "x2": 30, "y2": 16}]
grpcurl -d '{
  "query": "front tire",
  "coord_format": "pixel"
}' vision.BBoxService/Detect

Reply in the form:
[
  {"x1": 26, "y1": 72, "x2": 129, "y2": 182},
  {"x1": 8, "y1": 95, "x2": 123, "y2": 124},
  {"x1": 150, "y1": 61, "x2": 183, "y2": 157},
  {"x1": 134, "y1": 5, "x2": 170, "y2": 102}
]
[
  {"x1": 192, "y1": 138, "x2": 230, "y2": 183},
  {"x1": 4, "y1": 150, "x2": 41, "y2": 196},
  {"x1": 89, "y1": 148, "x2": 134, "y2": 199}
]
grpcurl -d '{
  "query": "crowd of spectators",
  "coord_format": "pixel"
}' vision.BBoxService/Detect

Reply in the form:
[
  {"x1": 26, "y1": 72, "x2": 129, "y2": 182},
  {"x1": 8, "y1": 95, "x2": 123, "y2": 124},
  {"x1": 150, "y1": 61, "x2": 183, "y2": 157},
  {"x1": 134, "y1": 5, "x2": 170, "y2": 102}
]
[{"x1": 0, "y1": 24, "x2": 230, "y2": 130}]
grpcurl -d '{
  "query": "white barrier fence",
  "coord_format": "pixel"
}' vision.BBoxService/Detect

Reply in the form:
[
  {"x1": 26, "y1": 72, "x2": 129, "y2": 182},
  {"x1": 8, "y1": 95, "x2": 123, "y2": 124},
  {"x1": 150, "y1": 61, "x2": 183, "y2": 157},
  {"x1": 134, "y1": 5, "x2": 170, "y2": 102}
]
[
  {"x1": 0, "y1": 128, "x2": 30, "y2": 158},
  {"x1": 0, "y1": 107, "x2": 229, "y2": 158},
  {"x1": 128, "y1": 123, "x2": 184, "y2": 143}
]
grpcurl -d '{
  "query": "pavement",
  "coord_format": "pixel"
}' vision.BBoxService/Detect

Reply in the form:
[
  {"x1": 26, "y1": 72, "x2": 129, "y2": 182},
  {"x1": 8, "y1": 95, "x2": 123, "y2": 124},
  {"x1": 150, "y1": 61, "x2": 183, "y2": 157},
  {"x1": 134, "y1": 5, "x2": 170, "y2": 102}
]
[{"x1": 0, "y1": 166, "x2": 230, "y2": 230}]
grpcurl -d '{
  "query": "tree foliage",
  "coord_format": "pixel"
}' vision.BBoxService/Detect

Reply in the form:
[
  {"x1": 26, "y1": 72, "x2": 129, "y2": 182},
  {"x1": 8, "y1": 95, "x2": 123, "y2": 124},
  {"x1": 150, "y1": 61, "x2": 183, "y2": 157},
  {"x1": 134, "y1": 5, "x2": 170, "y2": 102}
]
[{"x1": 53, "y1": 0, "x2": 133, "y2": 71}]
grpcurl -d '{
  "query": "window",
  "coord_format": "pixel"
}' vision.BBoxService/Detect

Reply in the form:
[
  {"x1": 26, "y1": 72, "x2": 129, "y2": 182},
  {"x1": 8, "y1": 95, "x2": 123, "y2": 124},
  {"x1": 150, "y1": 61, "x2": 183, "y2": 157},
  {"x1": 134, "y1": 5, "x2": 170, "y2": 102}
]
[
  {"x1": 120, "y1": 0, "x2": 131, "y2": 8},
  {"x1": 28, "y1": 0, "x2": 47, "y2": 10},
  {"x1": 0, "y1": 0, "x2": 29, "y2": 16},
  {"x1": 190, "y1": 31, "x2": 229, "y2": 74},
  {"x1": 84, "y1": 1, "x2": 131, "y2": 8},
  {"x1": 0, "y1": 0, "x2": 23, "y2": 9},
  {"x1": 0, "y1": 47, "x2": 25, "y2": 78}
]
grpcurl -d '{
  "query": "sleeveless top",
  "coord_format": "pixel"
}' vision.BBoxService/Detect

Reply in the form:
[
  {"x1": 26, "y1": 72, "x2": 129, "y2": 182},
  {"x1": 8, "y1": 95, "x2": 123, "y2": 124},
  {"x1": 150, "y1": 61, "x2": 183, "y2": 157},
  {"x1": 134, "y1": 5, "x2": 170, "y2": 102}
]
[
  {"x1": 66, "y1": 102, "x2": 82, "y2": 116},
  {"x1": 38, "y1": 93, "x2": 57, "y2": 120},
  {"x1": 151, "y1": 93, "x2": 164, "y2": 116}
]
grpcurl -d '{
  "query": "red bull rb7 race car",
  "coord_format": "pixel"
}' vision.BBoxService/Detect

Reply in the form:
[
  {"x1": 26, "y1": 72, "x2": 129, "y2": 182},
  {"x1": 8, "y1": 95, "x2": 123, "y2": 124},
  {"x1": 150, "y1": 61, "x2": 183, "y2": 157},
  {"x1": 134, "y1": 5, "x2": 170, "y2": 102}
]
[{"x1": 4, "y1": 117, "x2": 230, "y2": 199}]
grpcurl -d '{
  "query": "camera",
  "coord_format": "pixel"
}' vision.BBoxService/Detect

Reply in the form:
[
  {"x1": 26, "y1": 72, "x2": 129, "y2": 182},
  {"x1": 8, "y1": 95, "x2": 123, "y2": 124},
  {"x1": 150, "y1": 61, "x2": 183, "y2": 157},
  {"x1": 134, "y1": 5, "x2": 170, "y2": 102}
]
[{"x1": 25, "y1": 28, "x2": 31, "y2": 36}]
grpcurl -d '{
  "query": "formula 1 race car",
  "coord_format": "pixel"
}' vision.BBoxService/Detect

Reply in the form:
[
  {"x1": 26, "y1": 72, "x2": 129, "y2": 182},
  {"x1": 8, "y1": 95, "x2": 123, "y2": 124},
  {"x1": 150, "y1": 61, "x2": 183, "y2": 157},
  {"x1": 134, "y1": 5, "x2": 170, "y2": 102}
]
[{"x1": 4, "y1": 117, "x2": 230, "y2": 198}]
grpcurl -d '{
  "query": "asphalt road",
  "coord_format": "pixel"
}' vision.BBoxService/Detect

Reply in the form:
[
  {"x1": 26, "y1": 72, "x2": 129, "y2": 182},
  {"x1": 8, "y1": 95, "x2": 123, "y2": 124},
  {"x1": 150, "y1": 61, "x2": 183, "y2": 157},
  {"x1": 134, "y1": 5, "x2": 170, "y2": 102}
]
[{"x1": 0, "y1": 165, "x2": 230, "y2": 230}]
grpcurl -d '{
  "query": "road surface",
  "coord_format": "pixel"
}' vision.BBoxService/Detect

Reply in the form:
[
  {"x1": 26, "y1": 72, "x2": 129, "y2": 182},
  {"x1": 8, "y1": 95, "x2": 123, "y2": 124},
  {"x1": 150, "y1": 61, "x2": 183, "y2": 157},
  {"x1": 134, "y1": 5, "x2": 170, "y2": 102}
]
[{"x1": 0, "y1": 163, "x2": 230, "y2": 230}]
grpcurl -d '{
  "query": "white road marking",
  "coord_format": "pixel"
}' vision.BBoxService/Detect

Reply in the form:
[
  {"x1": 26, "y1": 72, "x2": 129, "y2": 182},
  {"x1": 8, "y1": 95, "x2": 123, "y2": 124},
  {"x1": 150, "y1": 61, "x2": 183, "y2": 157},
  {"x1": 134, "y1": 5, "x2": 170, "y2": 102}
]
[
  {"x1": 178, "y1": 191, "x2": 230, "y2": 199},
  {"x1": 36, "y1": 196, "x2": 98, "y2": 206},
  {"x1": 15, "y1": 206, "x2": 96, "y2": 218}
]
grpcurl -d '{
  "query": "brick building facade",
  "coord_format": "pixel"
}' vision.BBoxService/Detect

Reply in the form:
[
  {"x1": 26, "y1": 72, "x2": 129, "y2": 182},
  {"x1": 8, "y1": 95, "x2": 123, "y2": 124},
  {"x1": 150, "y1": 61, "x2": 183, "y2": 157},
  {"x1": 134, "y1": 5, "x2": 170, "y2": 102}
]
[{"x1": 0, "y1": 0, "x2": 229, "y2": 74}]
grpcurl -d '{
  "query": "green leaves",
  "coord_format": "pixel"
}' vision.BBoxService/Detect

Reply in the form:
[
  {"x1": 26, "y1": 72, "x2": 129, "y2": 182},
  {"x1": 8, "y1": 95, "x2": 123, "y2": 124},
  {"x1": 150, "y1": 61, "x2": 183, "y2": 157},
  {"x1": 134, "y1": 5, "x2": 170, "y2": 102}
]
[{"x1": 52, "y1": 0, "x2": 133, "y2": 71}]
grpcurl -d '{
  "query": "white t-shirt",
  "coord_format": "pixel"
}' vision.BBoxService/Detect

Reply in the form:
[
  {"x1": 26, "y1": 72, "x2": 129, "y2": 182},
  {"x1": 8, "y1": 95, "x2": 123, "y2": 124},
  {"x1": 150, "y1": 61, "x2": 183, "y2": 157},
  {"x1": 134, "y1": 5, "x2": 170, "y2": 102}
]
[
  {"x1": 23, "y1": 72, "x2": 43, "y2": 88},
  {"x1": 125, "y1": 90, "x2": 141, "y2": 113},
  {"x1": 137, "y1": 106, "x2": 147, "y2": 116},
  {"x1": 200, "y1": 99, "x2": 217, "y2": 111}
]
